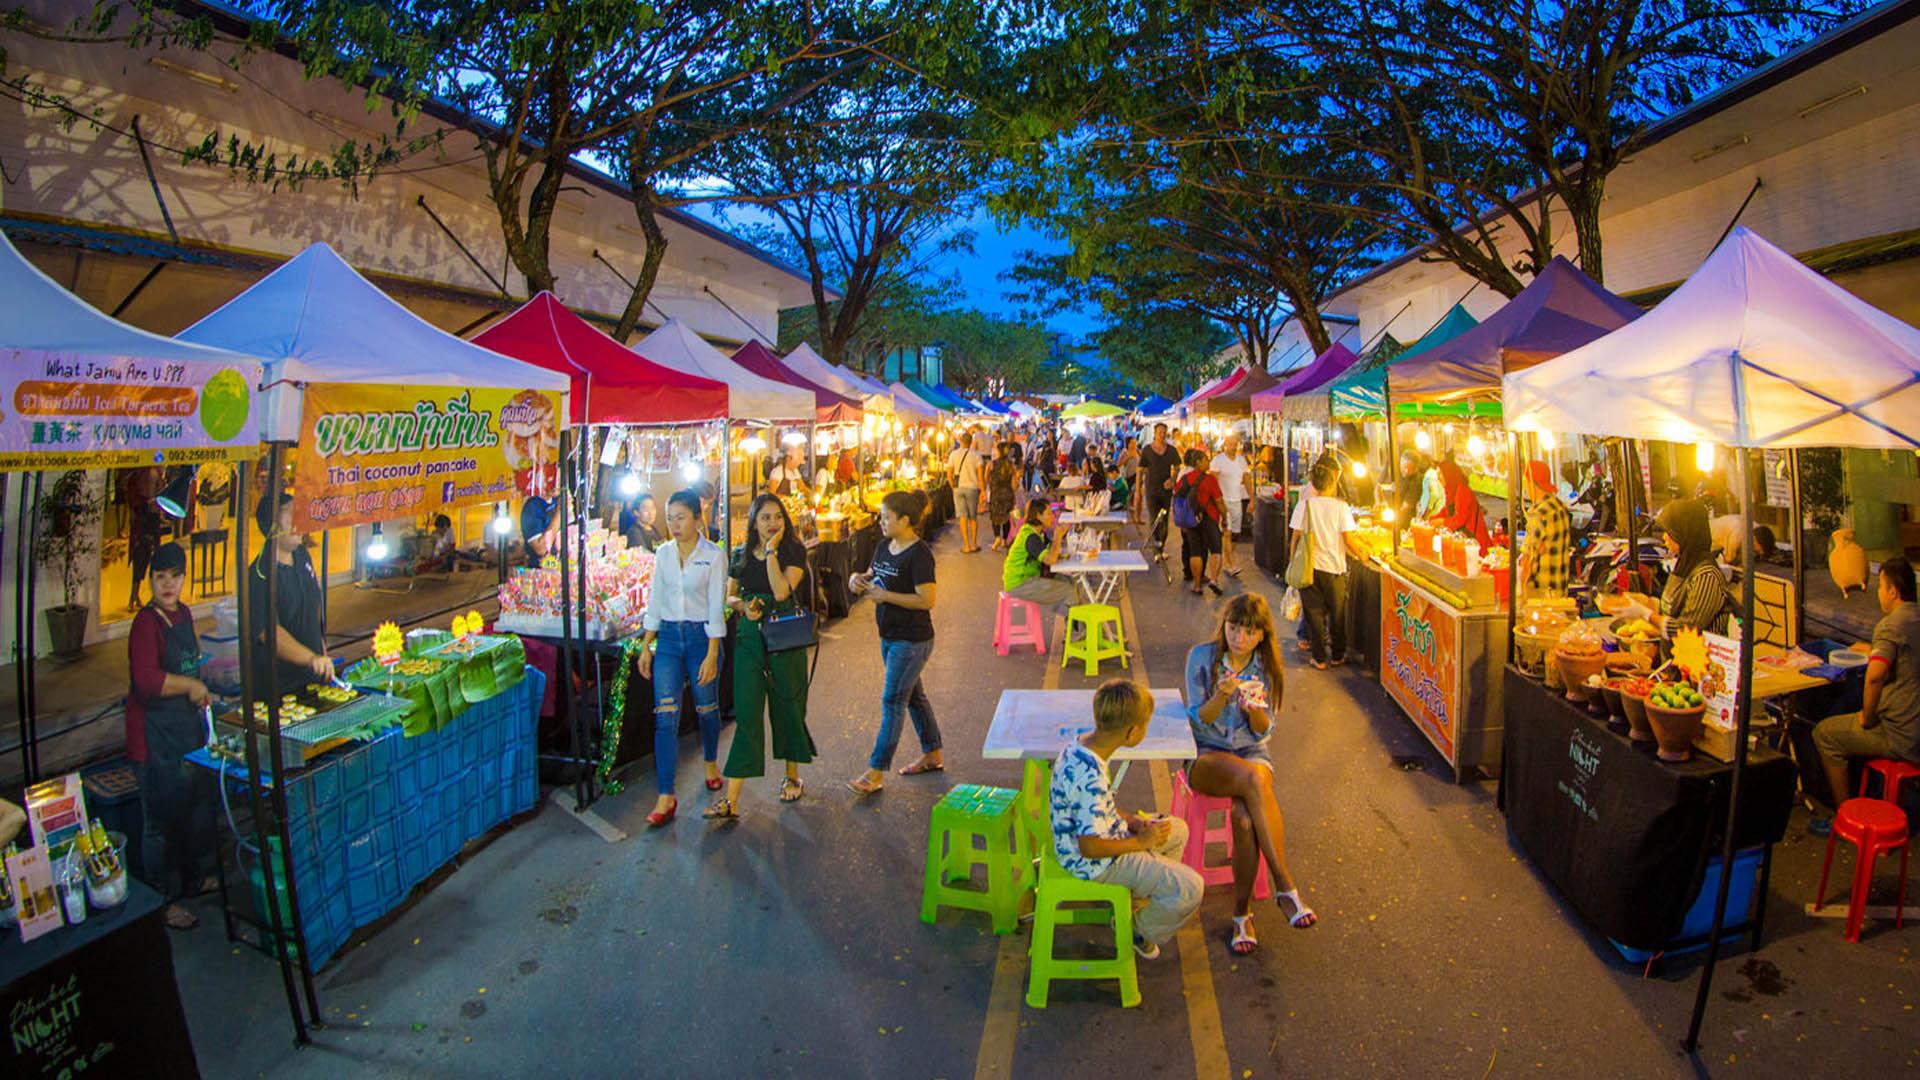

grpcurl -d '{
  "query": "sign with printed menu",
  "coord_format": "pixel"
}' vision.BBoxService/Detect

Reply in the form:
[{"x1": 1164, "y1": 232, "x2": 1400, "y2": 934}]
[
  {"x1": 1380, "y1": 577, "x2": 1462, "y2": 763},
  {"x1": 1701, "y1": 631, "x2": 1743, "y2": 731},
  {"x1": 290, "y1": 383, "x2": 561, "y2": 531},
  {"x1": 0, "y1": 349, "x2": 259, "y2": 470}
]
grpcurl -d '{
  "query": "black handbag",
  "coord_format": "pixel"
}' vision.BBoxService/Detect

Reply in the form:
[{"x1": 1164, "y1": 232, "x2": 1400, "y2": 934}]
[{"x1": 760, "y1": 603, "x2": 818, "y2": 653}]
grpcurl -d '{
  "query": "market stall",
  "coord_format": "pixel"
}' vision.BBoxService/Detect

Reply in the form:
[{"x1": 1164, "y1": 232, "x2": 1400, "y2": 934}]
[
  {"x1": 472, "y1": 293, "x2": 733, "y2": 793},
  {"x1": 1501, "y1": 226, "x2": 1920, "y2": 1048},
  {"x1": 0, "y1": 230, "x2": 264, "y2": 1063},
  {"x1": 179, "y1": 241, "x2": 567, "y2": 1041}
]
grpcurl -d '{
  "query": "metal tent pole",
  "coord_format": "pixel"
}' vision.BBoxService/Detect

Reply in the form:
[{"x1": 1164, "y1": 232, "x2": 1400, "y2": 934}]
[
  {"x1": 1506, "y1": 434, "x2": 1523, "y2": 664},
  {"x1": 556, "y1": 429, "x2": 583, "y2": 810},
  {"x1": 1684, "y1": 446, "x2": 1760, "y2": 1054},
  {"x1": 575, "y1": 431, "x2": 592, "y2": 806},
  {"x1": 234, "y1": 450, "x2": 314, "y2": 1044},
  {"x1": 1788, "y1": 450, "x2": 1805, "y2": 642}
]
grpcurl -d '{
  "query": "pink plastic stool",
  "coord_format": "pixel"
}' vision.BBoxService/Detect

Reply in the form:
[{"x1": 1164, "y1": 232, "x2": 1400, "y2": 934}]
[
  {"x1": 993, "y1": 592, "x2": 1047, "y2": 656},
  {"x1": 1170, "y1": 769, "x2": 1272, "y2": 899}
]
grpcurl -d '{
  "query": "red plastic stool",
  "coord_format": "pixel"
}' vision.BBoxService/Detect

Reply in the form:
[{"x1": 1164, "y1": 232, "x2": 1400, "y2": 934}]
[
  {"x1": 1170, "y1": 770, "x2": 1272, "y2": 899},
  {"x1": 1858, "y1": 759, "x2": 1920, "y2": 812},
  {"x1": 1814, "y1": 797, "x2": 1910, "y2": 942},
  {"x1": 993, "y1": 592, "x2": 1047, "y2": 656}
]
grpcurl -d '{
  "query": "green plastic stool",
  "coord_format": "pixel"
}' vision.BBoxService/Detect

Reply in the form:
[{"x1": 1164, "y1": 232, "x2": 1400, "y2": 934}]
[
  {"x1": 1016, "y1": 760, "x2": 1141, "y2": 1008},
  {"x1": 921, "y1": 783, "x2": 1032, "y2": 934},
  {"x1": 1062, "y1": 603, "x2": 1128, "y2": 677}
]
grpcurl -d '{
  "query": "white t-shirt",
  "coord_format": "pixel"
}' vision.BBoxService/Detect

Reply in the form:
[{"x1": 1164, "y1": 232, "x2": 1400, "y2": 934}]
[
  {"x1": 1289, "y1": 492, "x2": 1356, "y2": 575},
  {"x1": 946, "y1": 447, "x2": 983, "y2": 489},
  {"x1": 1210, "y1": 452, "x2": 1249, "y2": 503}
]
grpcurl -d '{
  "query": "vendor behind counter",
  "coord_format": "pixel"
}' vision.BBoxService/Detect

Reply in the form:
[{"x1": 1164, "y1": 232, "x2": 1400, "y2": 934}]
[{"x1": 249, "y1": 491, "x2": 333, "y2": 694}]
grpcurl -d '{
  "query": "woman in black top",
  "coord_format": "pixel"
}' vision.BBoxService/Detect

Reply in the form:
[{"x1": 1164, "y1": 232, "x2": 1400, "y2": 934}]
[
  {"x1": 847, "y1": 490, "x2": 941, "y2": 794},
  {"x1": 710, "y1": 494, "x2": 816, "y2": 817}
]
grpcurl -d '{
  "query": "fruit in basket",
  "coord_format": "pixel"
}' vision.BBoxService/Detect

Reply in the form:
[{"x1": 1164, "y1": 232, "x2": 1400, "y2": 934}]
[
  {"x1": 1644, "y1": 683, "x2": 1706, "y2": 762},
  {"x1": 1649, "y1": 684, "x2": 1703, "y2": 710},
  {"x1": 1614, "y1": 618, "x2": 1658, "y2": 642}
]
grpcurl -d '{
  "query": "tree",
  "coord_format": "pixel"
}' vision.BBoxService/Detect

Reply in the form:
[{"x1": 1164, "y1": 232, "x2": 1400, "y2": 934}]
[
  {"x1": 1093, "y1": 307, "x2": 1232, "y2": 400},
  {"x1": 924, "y1": 308, "x2": 1052, "y2": 394},
  {"x1": 705, "y1": 3, "x2": 1000, "y2": 365},
  {"x1": 1270, "y1": 0, "x2": 1864, "y2": 287}
]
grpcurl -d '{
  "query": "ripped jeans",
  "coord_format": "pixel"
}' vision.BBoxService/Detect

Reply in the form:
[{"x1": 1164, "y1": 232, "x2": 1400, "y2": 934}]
[{"x1": 649, "y1": 620, "x2": 723, "y2": 796}]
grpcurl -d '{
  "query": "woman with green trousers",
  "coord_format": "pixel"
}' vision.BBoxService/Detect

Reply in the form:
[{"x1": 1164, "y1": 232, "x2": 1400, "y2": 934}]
[{"x1": 708, "y1": 494, "x2": 816, "y2": 818}]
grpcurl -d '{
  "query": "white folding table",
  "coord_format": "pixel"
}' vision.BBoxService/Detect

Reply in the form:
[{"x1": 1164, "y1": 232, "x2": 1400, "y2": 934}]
[
  {"x1": 1050, "y1": 548, "x2": 1151, "y2": 605},
  {"x1": 982, "y1": 688, "x2": 1196, "y2": 790}
]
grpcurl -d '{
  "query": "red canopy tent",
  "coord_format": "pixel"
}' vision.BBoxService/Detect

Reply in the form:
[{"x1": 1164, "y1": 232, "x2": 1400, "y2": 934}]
[
  {"x1": 474, "y1": 292, "x2": 728, "y2": 424},
  {"x1": 731, "y1": 340, "x2": 863, "y2": 423}
]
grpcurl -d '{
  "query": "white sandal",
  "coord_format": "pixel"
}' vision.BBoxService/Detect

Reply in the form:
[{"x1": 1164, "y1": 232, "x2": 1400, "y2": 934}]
[
  {"x1": 1278, "y1": 889, "x2": 1317, "y2": 928},
  {"x1": 1229, "y1": 914, "x2": 1259, "y2": 954}
]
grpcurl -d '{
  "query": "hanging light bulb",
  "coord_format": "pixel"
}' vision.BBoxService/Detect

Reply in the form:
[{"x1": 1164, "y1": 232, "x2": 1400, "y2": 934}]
[
  {"x1": 781, "y1": 431, "x2": 807, "y2": 447},
  {"x1": 490, "y1": 502, "x2": 512, "y2": 536},
  {"x1": 1467, "y1": 433, "x2": 1487, "y2": 459},
  {"x1": 1349, "y1": 459, "x2": 1368, "y2": 480},
  {"x1": 740, "y1": 434, "x2": 768, "y2": 454},
  {"x1": 1695, "y1": 441, "x2": 1715, "y2": 471},
  {"x1": 1379, "y1": 505, "x2": 1397, "y2": 523},
  {"x1": 1414, "y1": 428, "x2": 1433, "y2": 453},
  {"x1": 680, "y1": 461, "x2": 702, "y2": 483},
  {"x1": 617, "y1": 470, "x2": 642, "y2": 498},
  {"x1": 365, "y1": 523, "x2": 389, "y2": 562}
]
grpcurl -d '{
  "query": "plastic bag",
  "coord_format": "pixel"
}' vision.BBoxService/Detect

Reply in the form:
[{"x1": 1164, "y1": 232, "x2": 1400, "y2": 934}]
[{"x1": 1280, "y1": 585, "x2": 1302, "y2": 622}]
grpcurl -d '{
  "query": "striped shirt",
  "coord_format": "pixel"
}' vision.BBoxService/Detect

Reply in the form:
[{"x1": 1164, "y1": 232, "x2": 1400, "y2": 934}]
[{"x1": 1661, "y1": 561, "x2": 1731, "y2": 637}]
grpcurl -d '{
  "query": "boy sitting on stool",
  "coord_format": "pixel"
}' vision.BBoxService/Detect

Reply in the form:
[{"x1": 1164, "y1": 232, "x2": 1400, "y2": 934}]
[{"x1": 1049, "y1": 679, "x2": 1203, "y2": 959}]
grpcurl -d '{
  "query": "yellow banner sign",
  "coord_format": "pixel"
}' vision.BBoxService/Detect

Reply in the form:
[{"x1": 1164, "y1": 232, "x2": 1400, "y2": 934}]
[{"x1": 291, "y1": 383, "x2": 560, "y2": 532}]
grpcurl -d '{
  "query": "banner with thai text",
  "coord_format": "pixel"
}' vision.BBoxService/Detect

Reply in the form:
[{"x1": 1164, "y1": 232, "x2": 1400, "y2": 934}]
[
  {"x1": 1380, "y1": 577, "x2": 1462, "y2": 762},
  {"x1": 290, "y1": 383, "x2": 560, "y2": 532},
  {"x1": 0, "y1": 349, "x2": 260, "y2": 470}
]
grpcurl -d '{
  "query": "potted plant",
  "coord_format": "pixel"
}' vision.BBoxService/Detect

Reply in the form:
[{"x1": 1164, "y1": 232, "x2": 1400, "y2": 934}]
[
  {"x1": 37, "y1": 470, "x2": 100, "y2": 661},
  {"x1": 195, "y1": 462, "x2": 233, "y2": 531}
]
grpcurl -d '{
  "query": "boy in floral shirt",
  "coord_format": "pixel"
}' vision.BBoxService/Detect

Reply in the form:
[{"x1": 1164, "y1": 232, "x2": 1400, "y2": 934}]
[{"x1": 1050, "y1": 680, "x2": 1203, "y2": 958}]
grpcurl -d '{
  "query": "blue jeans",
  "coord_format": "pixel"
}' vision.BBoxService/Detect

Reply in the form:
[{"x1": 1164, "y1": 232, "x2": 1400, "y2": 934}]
[
  {"x1": 650, "y1": 621, "x2": 722, "y2": 796},
  {"x1": 869, "y1": 637, "x2": 941, "y2": 771}
]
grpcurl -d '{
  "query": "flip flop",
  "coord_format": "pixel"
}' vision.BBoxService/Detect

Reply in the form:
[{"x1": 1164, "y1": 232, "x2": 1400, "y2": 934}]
[
  {"x1": 898, "y1": 759, "x2": 945, "y2": 776},
  {"x1": 779, "y1": 777, "x2": 804, "y2": 802}
]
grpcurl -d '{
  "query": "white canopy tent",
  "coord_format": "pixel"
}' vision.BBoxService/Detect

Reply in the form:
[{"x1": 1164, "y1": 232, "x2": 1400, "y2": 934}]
[
  {"x1": 1006, "y1": 400, "x2": 1039, "y2": 418},
  {"x1": 2, "y1": 230, "x2": 260, "y2": 368},
  {"x1": 887, "y1": 381, "x2": 943, "y2": 422},
  {"x1": 180, "y1": 243, "x2": 569, "y2": 438},
  {"x1": 1503, "y1": 227, "x2": 1920, "y2": 451},
  {"x1": 835, "y1": 363, "x2": 893, "y2": 398},
  {"x1": 1502, "y1": 225, "x2": 1920, "y2": 1053},
  {"x1": 631, "y1": 319, "x2": 813, "y2": 422},
  {"x1": 783, "y1": 342, "x2": 894, "y2": 414}
]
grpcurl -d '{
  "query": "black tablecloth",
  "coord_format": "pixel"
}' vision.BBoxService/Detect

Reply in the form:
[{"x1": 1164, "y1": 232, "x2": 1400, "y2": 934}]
[
  {"x1": 810, "y1": 538, "x2": 853, "y2": 618},
  {"x1": 1500, "y1": 667, "x2": 1795, "y2": 949},
  {"x1": 1252, "y1": 494, "x2": 1290, "y2": 577},
  {"x1": 1347, "y1": 559, "x2": 1382, "y2": 673},
  {"x1": 1, "y1": 879, "x2": 200, "y2": 1076}
]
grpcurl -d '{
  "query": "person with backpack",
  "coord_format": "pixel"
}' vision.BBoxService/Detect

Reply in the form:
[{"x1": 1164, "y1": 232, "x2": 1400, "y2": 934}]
[{"x1": 1174, "y1": 448, "x2": 1225, "y2": 597}]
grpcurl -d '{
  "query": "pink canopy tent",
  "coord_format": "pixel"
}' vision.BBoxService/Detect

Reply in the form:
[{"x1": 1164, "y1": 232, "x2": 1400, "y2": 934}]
[
  {"x1": 473, "y1": 292, "x2": 728, "y2": 425},
  {"x1": 731, "y1": 340, "x2": 862, "y2": 423}
]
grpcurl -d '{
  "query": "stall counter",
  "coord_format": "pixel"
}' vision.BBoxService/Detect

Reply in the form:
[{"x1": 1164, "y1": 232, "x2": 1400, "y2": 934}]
[
  {"x1": 1500, "y1": 667, "x2": 1795, "y2": 950},
  {"x1": 1377, "y1": 559, "x2": 1508, "y2": 782}
]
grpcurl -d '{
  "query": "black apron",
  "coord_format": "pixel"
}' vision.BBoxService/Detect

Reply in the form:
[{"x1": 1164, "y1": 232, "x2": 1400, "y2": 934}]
[{"x1": 141, "y1": 607, "x2": 205, "y2": 762}]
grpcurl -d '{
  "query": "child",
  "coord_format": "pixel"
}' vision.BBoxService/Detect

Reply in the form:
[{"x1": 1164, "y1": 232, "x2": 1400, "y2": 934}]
[
  {"x1": 1049, "y1": 680, "x2": 1203, "y2": 958},
  {"x1": 126, "y1": 542, "x2": 217, "y2": 930}
]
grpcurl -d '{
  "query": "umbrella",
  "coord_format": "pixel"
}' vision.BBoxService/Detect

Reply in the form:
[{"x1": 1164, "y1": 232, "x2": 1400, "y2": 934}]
[{"x1": 1060, "y1": 401, "x2": 1127, "y2": 419}]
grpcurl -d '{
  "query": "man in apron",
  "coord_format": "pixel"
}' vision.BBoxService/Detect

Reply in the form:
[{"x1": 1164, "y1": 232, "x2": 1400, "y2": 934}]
[{"x1": 126, "y1": 542, "x2": 216, "y2": 930}]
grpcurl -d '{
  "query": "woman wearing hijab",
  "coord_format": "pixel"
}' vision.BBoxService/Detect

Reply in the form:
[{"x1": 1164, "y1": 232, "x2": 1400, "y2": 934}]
[{"x1": 1653, "y1": 498, "x2": 1732, "y2": 638}]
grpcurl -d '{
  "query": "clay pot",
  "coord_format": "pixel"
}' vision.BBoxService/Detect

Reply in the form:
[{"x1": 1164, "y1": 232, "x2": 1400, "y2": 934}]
[
  {"x1": 1554, "y1": 649, "x2": 1607, "y2": 704},
  {"x1": 1620, "y1": 686, "x2": 1655, "y2": 745},
  {"x1": 1598, "y1": 679, "x2": 1629, "y2": 721},
  {"x1": 1643, "y1": 700, "x2": 1706, "y2": 763}
]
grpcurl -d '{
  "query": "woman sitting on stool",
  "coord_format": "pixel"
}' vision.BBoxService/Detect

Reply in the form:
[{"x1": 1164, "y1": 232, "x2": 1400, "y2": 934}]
[{"x1": 1183, "y1": 593, "x2": 1316, "y2": 954}]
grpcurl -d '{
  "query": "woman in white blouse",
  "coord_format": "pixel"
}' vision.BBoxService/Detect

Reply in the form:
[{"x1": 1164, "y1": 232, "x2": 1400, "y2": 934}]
[{"x1": 634, "y1": 489, "x2": 729, "y2": 827}]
